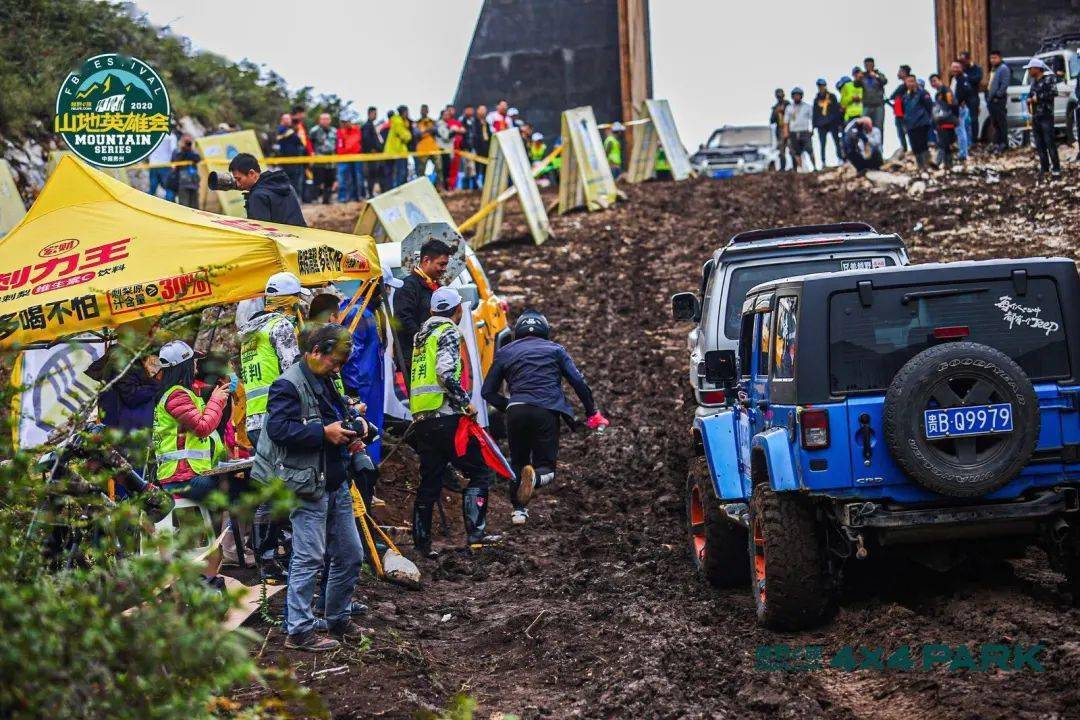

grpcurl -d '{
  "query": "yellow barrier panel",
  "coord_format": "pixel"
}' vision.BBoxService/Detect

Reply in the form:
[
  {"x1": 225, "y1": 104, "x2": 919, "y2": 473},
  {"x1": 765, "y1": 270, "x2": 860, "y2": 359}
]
[
  {"x1": 195, "y1": 130, "x2": 264, "y2": 218},
  {"x1": 353, "y1": 177, "x2": 457, "y2": 243},
  {"x1": 558, "y1": 106, "x2": 617, "y2": 214},
  {"x1": 471, "y1": 129, "x2": 550, "y2": 249},
  {"x1": 458, "y1": 145, "x2": 561, "y2": 235},
  {"x1": 0, "y1": 160, "x2": 26, "y2": 236},
  {"x1": 626, "y1": 99, "x2": 693, "y2": 183}
]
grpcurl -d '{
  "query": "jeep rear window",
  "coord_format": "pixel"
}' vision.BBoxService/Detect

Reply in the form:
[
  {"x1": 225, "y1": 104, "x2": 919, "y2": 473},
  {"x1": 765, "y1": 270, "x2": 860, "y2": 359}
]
[
  {"x1": 829, "y1": 278, "x2": 1069, "y2": 393},
  {"x1": 724, "y1": 257, "x2": 895, "y2": 338}
]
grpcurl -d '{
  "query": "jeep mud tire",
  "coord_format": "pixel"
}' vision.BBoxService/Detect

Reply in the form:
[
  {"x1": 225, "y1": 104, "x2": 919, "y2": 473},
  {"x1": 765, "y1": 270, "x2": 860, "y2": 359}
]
[
  {"x1": 883, "y1": 342, "x2": 1040, "y2": 498},
  {"x1": 748, "y1": 476, "x2": 833, "y2": 630},
  {"x1": 686, "y1": 457, "x2": 748, "y2": 587}
]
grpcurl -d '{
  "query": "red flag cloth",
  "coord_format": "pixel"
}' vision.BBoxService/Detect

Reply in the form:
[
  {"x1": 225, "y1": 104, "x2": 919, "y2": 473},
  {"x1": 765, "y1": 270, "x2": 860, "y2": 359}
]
[{"x1": 454, "y1": 415, "x2": 515, "y2": 480}]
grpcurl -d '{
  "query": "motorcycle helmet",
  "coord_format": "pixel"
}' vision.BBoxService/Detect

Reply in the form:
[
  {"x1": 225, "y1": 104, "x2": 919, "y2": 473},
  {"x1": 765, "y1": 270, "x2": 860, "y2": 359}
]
[{"x1": 514, "y1": 310, "x2": 550, "y2": 340}]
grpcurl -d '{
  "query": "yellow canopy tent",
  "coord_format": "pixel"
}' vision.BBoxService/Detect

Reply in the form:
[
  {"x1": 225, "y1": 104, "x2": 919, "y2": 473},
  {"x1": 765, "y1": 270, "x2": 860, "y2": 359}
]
[{"x1": 0, "y1": 155, "x2": 380, "y2": 349}]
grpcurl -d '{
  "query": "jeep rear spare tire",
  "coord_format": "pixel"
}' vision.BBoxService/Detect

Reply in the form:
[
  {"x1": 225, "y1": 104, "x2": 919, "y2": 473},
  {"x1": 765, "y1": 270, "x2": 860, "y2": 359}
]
[{"x1": 883, "y1": 342, "x2": 1040, "y2": 497}]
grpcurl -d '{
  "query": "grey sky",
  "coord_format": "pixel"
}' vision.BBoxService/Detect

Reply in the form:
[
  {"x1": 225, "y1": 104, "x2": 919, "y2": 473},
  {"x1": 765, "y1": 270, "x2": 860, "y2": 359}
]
[{"x1": 132, "y1": 0, "x2": 937, "y2": 153}]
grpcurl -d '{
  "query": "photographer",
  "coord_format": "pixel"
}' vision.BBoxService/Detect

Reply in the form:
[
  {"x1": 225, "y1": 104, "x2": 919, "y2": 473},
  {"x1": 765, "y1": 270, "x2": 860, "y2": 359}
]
[
  {"x1": 225, "y1": 153, "x2": 306, "y2": 227},
  {"x1": 252, "y1": 323, "x2": 365, "y2": 653}
]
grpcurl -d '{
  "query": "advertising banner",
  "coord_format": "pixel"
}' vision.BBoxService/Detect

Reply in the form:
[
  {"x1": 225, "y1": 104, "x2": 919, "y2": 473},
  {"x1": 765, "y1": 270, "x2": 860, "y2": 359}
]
[
  {"x1": 353, "y1": 177, "x2": 457, "y2": 243},
  {"x1": 15, "y1": 341, "x2": 105, "y2": 449},
  {"x1": 472, "y1": 129, "x2": 550, "y2": 249}
]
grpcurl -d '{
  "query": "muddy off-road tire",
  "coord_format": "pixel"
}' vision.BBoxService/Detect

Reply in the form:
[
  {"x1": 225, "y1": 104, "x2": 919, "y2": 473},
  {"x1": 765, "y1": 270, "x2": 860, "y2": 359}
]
[
  {"x1": 685, "y1": 458, "x2": 748, "y2": 587},
  {"x1": 748, "y1": 478, "x2": 833, "y2": 631},
  {"x1": 883, "y1": 342, "x2": 1039, "y2": 498}
]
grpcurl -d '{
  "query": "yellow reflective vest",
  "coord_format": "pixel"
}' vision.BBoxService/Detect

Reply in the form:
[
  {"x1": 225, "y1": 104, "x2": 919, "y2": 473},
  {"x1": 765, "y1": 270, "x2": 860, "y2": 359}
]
[
  {"x1": 239, "y1": 314, "x2": 293, "y2": 417},
  {"x1": 409, "y1": 320, "x2": 461, "y2": 414},
  {"x1": 153, "y1": 386, "x2": 222, "y2": 483}
]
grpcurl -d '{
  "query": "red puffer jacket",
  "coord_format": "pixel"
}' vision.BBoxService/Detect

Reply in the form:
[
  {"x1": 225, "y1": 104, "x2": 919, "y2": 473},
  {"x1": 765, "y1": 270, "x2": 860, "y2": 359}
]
[
  {"x1": 164, "y1": 388, "x2": 226, "y2": 482},
  {"x1": 337, "y1": 125, "x2": 362, "y2": 155}
]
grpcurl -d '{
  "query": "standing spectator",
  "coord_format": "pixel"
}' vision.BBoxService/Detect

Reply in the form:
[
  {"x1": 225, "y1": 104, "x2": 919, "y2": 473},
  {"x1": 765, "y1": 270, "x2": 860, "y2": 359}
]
[
  {"x1": 360, "y1": 106, "x2": 383, "y2": 196},
  {"x1": 336, "y1": 114, "x2": 363, "y2": 201},
  {"x1": 901, "y1": 74, "x2": 935, "y2": 170},
  {"x1": 813, "y1": 78, "x2": 844, "y2": 163},
  {"x1": 474, "y1": 105, "x2": 492, "y2": 186},
  {"x1": 861, "y1": 57, "x2": 888, "y2": 130},
  {"x1": 459, "y1": 106, "x2": 481, "y2": 190},
  {"x1": 445, "y1": 106, "x2": 465, "y2": 190},
  {"x1": 986, "y1": 50, "x2": 1012, "y2": 153},
  {"x1": 308, "y1": 113, "x2": 338, "y2": 204},
  {"x1": 489, "y1": 100, "x2": 510, "y2": 132},
  {"x1": 507, "y1": 107, "x2": 522, "y2": 129},
  {"x1": 530, "y1": 132, "x2": 554, "y2": 184},
  {"x1": 291, "y1": 105, "x2": 314, "y2": 155},
  {"x1": 949, "y1": 61, "x2": 975, "y2": 163},
  {"x1": 769, "y1": 88, "x2": 790, "y2": 171},
  {"x1": 888, "y1": 65, "x2": 912, "y2": 154},
  {"x1": 958, "y1": 50, "x2": 984, "y2": 143},
  {"x1": 603, "y1": 122, "x2": 624, "y2": 178},
  {"x1": 385, "y1": 105, "x2": 413, "y2": 189},
  {"x1": 275, "y1": 113, "x2": 307, "y2": 199},
  {"x1": 147, "y1": 129, "x2": 177, "y2": 200},
  {"x1": 393, "y1": 239, "x2": 451, "y2": 380},
  {"x1": 415, "y1": 105, "x2": 439, "y2": 185},
  {"x1": 435, "y1": 107, "x2": 454, "y2": 190},
  {"x1": 842, "y1": 117, "x2": 883, "y2": 175},
  {"x1": 784, "y1": 87, "x2": 815, "y2": 171},
  {"x1": 1025, "y1": 58, "x2": 1062, "y2": 177},
  {"x1": 933, "y1": 81, "x2": 960, "y2": 169},
  {"x1": 170, "y1": 134, "x2": 201, "y2": 209},
  {"x1": 841, "y1": 70, "x2": 865, "y2": 124}
]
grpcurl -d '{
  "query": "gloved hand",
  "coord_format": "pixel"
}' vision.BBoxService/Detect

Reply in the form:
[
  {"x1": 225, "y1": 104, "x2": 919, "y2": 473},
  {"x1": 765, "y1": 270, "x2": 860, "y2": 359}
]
[{"x1": 585, "y1": 412, "x2": 610, "y2": 430}]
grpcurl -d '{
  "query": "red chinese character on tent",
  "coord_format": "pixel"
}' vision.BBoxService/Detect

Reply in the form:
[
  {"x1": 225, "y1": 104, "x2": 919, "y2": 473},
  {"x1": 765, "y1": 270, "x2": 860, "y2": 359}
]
[
  {"x1": 80, "y1": 238, "x2": 131, "y2": 271},
  {"x1": 30, "y1": 253, "x2": 79, "y2": 283},
  {"x1": 0, "y1": 266, "x2": 31, "y2": 291}
]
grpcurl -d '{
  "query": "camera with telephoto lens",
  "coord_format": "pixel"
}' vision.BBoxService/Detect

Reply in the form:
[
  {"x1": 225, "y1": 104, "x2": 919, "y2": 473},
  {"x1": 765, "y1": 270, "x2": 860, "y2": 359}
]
[{"x1": 207, "y1": 170, "x2": 238, "y2": 191}]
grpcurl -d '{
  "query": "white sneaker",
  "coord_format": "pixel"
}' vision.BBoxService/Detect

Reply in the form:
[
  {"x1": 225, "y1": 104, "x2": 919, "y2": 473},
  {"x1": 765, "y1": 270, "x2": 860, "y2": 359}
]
[{"x1": 511, "y1": 509, "x2": 528, "y2": 526}]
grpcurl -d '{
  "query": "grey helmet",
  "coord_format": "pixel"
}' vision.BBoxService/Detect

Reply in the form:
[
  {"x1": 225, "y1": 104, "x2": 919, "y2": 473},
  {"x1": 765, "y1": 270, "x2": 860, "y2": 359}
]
[{"x1": 514, "y1": 310, "x2": 550, "y2": 340}]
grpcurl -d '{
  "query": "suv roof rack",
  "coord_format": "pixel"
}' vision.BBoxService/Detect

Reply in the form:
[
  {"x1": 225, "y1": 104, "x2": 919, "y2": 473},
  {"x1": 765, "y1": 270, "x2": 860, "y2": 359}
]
[
  {"x1": 1037, "y1": 33, "x2": 1080, "y2": 53},
  {"x1": 730, "y1": 222, "x2": 878, "y2": 244}
]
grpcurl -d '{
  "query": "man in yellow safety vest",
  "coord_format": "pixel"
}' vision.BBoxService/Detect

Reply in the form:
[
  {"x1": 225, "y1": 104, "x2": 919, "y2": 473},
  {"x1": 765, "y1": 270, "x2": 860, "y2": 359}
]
[
  {"x1": 409, "y1": 287, "x2": 498, "y2": 558},
  {"x1": 604, "y1": 122, "x2": 624, "y2": 178}
]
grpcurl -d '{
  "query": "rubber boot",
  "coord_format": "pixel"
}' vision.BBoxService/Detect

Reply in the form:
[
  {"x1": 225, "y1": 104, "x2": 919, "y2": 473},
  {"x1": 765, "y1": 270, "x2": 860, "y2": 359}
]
[
  {"x1": 463, "y1": 488, "x2": 501, "y2": 547},
  {"x1": 412, "y1": 503, "x2": 438, "y2": 559}
]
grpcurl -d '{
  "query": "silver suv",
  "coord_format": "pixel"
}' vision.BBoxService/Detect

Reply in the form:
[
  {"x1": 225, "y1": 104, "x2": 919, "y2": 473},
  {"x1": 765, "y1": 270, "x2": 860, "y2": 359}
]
[
  {"x1": 671, "y1": 223, "x2": 908, "y2": 428},
  {"x1": 1007, "y1": 38, "x2": 1080, "y2": 142},
  {"x1": 689, "y1": 126, "x2": 780, "y2": 178}
]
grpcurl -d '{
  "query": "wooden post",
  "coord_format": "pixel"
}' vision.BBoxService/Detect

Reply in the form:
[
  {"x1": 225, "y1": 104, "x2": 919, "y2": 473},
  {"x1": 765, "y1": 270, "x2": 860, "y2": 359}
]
[
  {"x1": 935, "y1": 0, "x2": 990, "y2": 84},
  {"x1": 617, "y1": 0, "x2": 652, "y2": 144}
]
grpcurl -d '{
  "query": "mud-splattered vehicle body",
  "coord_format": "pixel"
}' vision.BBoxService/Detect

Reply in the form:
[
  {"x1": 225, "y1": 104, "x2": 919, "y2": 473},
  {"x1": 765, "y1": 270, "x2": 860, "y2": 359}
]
[{"x1": 686, "y1": 257, "x2": 1080, "y2": 630}]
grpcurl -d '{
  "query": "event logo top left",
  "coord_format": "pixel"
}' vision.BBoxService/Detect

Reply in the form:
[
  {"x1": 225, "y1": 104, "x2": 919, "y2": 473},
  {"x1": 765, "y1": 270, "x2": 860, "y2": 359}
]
[{"x1": 54, "y1": 53, "x2": 171, "y2": 167}]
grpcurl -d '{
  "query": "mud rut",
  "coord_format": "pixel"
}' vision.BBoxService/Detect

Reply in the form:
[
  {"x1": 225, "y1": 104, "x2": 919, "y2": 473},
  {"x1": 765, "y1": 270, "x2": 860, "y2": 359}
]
[{"x1": 252, "y1": 170, "x2": 1080, "y2": 719}]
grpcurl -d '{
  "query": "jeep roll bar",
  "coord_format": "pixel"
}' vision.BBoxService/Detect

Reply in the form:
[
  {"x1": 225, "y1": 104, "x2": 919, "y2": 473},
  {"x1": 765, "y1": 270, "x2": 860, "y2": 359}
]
[{"x1": 729, "y1": 222, "x2": 878, "y2": 245}]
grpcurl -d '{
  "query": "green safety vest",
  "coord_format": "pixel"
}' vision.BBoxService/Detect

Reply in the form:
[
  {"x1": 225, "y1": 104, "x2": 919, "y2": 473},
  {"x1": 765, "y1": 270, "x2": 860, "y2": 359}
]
[
  {"x1": 154, "y1": 385, "x2": 222, "y2": 482},
  {"x1": 656, "y1": 146, "x2": 670, "y2": 172},
  {"x1": 604, "y1": 135, "x2": 622, "y2": 167},
  {"x1": 529, "y1": 142, "x2": 548, "y2": 162},
  {"x1": 239, "y1": 314, "x2": 293, "y2": 416},
  {"x1": 409, "y1": 321, "x2": 461, "y2": 414}
]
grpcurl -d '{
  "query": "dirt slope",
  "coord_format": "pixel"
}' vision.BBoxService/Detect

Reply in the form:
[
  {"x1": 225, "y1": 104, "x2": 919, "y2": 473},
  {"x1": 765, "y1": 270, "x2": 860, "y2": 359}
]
[{"x1": 247, "y1": 157, "x2": 1080, "y2": 719}]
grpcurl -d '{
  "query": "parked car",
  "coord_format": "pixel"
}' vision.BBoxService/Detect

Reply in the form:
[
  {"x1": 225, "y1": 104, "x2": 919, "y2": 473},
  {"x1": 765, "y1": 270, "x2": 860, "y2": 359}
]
[
  {"x1": 1006, "y1": 37, "x2": 1080, "y2": 143},
  {"x1": 687, "y1": 256, "x2": 1080, "y2": 630},
  {"x1": 689, "y1": 126, "x2": 780, "y2": 178},
  {"x1": 671, "y1": 223, "x2": 908, "y2": 432}
]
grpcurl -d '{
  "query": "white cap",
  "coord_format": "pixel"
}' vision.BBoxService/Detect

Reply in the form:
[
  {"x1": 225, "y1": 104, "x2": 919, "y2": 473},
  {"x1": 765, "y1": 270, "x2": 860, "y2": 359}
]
[
  {"x1": 382, "y1": 266, "x2": 404, "y2": 289},
  {"x1": 1024, "y1": 57, "x2": 1050, "y2": 71},
  {"x1": 430, "y1": 286, "x2": 462, "y2": 313},
  {"x1": 611, "y1": 121, "x2": 625, "y2": 132},
  {"x1": 531, "y1": 131, "x2": 544, "y2": 141},
  {"x1": 507, "y1": 107, "x2": 520, "y2": 117},
  {"x1": 158, "y1": 340, "x2": 195, "y2": 368},
  {"x1": 265, "y1": 271, "x2": 311, "y2": 297}
]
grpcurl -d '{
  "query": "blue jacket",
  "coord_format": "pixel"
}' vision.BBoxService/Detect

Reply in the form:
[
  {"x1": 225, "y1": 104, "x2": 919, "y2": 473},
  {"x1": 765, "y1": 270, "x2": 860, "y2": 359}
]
[
  {"x1": 900, "y1": 88, "x2": 934, "y2": 130},
  {"x1": 339, "y1": 303, "x2": 384, "y2": 463},
  {"x1": 265, "y1": 362, "x2": 349, "y2": 492},
  {"x1": 481, "y1": 337, "x2": 597, "y2": 422}
]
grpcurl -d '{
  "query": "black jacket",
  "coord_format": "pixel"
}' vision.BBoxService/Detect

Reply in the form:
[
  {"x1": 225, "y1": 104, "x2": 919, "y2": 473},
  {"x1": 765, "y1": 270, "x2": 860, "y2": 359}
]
[
  {"x1": 392, "y1": 271, "x2": 435, "y2": 367},
  {"x1": 361, "y1": 120, "x2": 383, "y2": 153},
  {"x1": 812, "y1": 91, "x2": 842, "y2": 128},
  {"x1": 244, "y1": 169, "x2": 307, "y2": 227}
]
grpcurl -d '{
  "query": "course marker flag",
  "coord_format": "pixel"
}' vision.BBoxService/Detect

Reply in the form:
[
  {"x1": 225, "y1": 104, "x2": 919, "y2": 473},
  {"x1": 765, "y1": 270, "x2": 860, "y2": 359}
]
[
  {"x1": 195, "y1": 130, "x2": 264, "y2": 217},
  {"x1": 472, "y1": 129, "x2": 550, "y2": 249},
  {"x1": 626, "y1": 99, "x2": 693, "y2": 183},
  {"x1": 0, "y1": 160, "x2": 26, "y2": 236},
  {"x1": 558, "y1": 106, "x2": 617, "y2": 214},
  {"x1": 353, "y1": 177, "x2": 457, "y2": 243}
]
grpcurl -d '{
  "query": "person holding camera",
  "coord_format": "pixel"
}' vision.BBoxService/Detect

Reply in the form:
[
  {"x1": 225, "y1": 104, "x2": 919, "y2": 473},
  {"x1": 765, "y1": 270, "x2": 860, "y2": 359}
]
[
  {"x1": 226, "y1": 153, "x2": 307, "y2": 227},
  {"x1": 252, "y1": 323, "x2": 365, "y2": 653},
  {"x1": 170, "y1": 134, "x2": 202, "y2": 209},
  {"x1": 410, "y1": 288, "x2": 498, "y2": 558}
]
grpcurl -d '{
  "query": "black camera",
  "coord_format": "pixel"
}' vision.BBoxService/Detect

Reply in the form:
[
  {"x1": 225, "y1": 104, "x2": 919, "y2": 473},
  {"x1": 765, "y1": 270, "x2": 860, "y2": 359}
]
[{"x1": 207, "y1": 170, "x2": 238, "y2": 191}]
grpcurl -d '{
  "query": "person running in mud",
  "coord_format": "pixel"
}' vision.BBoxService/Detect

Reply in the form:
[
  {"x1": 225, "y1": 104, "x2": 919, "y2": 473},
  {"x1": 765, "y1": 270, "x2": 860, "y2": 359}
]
[{"x1": 481, "y1": 311, "x2": 609, "y2": 526}]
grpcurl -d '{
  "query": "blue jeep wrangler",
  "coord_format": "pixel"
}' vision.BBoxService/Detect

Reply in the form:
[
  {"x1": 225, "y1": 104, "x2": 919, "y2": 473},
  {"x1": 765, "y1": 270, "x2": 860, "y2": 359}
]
[{"x1": 686, "y1": 257, "x2": 1080, "y2": 630}]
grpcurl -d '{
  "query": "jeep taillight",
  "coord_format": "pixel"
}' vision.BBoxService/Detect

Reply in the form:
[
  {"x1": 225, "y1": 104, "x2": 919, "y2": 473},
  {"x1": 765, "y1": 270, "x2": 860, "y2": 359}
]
[
  {"x1": 801, "y1": 409, "x2": 830, "y2": 449},
  {"x1": 700, "y1": 390, "x2": 726, "y2": 405}
]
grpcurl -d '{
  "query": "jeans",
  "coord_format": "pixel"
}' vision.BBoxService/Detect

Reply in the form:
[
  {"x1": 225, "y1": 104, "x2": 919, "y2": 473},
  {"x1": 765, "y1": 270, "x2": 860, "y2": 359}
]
[
  {"x1": 390, "y1": 158, "x2": 409, "y2": 189},
  {"x1": 936, "y1": 127, "x2": 956, "y2": 168},
  {"x1": 965, "y1": 99, "x2": 980, "y2": 144},
  {"x1": 988, "y1": 98, "x2": 1008, "y2": 149},
  {"x1": 865, "y1": 104, "x2": 885, "y2": 130},
  {"x1": 1032, "y1": 115, "x2": 1060, "y2": 172},
  {"x1": 148, "y1": 167, "x2": 174, "y2": 200},
  {"x1": 506, "y1": 404, "x2": 560, "y2": 511},
  {"x1": 283, "y1": 164, "x2": 305, "y2": 199},
  {"x1": 313, "y1": 166, "x2": 335, "y2": 203},
  {"x1": 336, "y1": 161, "x2": 365, "y2": 201},
  {"x1": 165, "y1": 474, "x2": 219, "y2": 502},
  {"x1": 907, "y1": 124, "x2": 931, "y2": 155},
  {"x1": 286, "y1": 483, "x2": 364, "y2": 636},
  {"x1": 956, "y1": 106, "x2": 970, "y2": 159},
  {"x1": 895, "y1": 116, "x2": 908, "y2": 151},
  {"x1": 817, "y1": 125, "x2": 843, "y2": 162},
  {"x1": 176, "y1": 188, "x2": 199, "y2": 209}
]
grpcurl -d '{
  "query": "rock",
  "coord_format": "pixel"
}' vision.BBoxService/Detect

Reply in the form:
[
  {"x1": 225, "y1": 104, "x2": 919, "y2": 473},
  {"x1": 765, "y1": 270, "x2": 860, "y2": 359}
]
[
  {"x1": 907, "y1": 180, "x2": 927, "y2": 197},
  {"x1": 865, "y1": 170, "x2": 912, "y2": 188}
]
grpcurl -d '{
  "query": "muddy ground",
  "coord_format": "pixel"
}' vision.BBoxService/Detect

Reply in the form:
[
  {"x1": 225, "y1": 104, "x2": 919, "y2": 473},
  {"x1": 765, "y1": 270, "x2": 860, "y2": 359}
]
[{"x1": 240, "y1": 151, "x2": 1080, "y2": 719}]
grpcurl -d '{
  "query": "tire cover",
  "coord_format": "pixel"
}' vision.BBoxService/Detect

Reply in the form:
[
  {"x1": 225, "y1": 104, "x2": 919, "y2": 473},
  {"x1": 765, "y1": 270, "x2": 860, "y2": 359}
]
[{"x1": 882, "y1": 342, "x2": 1040, "y2": 497}]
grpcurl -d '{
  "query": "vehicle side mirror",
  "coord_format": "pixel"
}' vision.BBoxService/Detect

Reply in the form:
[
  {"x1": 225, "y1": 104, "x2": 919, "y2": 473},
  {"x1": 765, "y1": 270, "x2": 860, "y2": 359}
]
[
  {"x1": 704, "y1": 349, "x2": 738, "y2": 385},
  {"x1": 671, "y1": 293, "x2": 700, "y2": 322},
  {"x1": 699, "y1": 143, "x2": 705, "y2": 150}
]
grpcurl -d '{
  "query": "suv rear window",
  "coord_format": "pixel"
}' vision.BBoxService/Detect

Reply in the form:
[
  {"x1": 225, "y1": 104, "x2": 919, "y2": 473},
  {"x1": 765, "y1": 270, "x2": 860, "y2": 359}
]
[
  {"x1": 829, "y1": 278, "x2": 1069, "y2": 393},
  {"x1": 724, "y1": 256, "x2": 894, "y2": 338}
]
